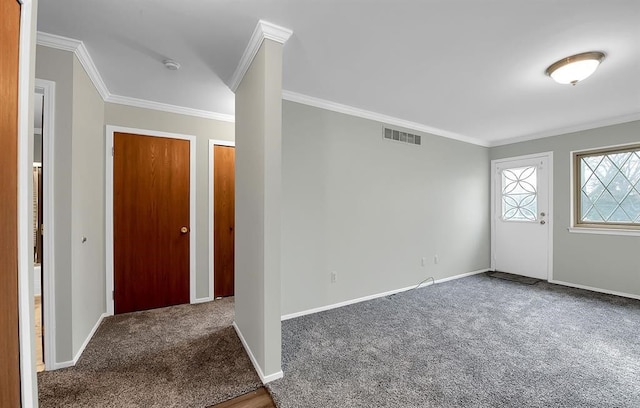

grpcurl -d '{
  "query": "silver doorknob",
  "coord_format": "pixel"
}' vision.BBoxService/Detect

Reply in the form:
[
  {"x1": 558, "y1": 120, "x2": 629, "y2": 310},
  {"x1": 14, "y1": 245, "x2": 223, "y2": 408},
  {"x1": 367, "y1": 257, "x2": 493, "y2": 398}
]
[
  {"x1": 540, "y1": 220, "x2": 546, "y2": 225},
  {"x1": 180, "y1": 226, "x2": 189, "y2": 234}
]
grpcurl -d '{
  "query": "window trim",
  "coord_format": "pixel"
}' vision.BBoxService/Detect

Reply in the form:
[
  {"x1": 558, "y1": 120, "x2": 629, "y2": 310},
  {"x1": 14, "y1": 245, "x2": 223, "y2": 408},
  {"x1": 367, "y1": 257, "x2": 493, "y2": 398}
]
[{"x1": 572, "y1": 142, "x2": 640, "y2": 232}]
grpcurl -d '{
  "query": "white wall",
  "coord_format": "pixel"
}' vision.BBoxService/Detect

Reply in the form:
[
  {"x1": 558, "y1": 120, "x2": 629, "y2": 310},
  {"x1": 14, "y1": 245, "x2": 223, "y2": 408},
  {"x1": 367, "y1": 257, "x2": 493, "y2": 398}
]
[
  {"x1": 104, "y1": 103, "x2": 235, "y2": 300},
  {"x1": 71, "y1": 56, "x2": 106, "y2": 352},
  {"x1": 491, "y1": 120, "x2": 640, "y2": 296},
  {"x1": 235, "y1": 39, "x2": 283, "y2": 379},
  {"x1": 281, "y1": 101, "x2": 491, "y2": 315}
]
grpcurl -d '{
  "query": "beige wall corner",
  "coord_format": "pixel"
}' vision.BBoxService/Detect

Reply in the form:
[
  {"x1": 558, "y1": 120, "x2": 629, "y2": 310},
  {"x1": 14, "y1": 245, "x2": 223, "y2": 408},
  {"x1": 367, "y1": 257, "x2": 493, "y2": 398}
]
[{"x1": 234, "y1": 37, "x2": 285, "y2": 381}]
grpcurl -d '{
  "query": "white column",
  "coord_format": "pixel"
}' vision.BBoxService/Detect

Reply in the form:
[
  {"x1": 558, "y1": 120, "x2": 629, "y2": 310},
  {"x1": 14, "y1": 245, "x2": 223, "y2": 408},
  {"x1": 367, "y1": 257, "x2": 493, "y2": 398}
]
[{"x1": 232, "y1": 20, "x2": 292, "y2": 382}]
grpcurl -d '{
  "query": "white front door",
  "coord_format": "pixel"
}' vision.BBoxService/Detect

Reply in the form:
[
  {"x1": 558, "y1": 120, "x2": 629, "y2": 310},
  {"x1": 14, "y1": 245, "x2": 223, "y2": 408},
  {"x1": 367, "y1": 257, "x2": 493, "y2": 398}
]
[{"x1": 492, "y1": 153, "x2": 552, "y2": 280}]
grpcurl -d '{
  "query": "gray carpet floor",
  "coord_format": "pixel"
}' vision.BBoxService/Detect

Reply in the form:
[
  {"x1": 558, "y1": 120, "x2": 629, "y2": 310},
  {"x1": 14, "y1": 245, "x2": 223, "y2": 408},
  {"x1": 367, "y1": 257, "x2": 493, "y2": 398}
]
[
  {"x1": 38, "y1": 298, "x2": 262, "y2": 407},
  {"x1": 268, "y1": 273, "x2": 640, "y2": 407}
]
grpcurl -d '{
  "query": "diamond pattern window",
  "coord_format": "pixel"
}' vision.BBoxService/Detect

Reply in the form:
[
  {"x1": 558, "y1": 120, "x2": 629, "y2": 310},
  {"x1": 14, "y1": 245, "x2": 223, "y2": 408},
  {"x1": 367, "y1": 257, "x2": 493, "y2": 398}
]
[
  {"x1": 575, "y1": 145, "x2": 640, "y2": 228},
  {"x1": 502, "y1": 166, "x2": 537, "y2": 221}
]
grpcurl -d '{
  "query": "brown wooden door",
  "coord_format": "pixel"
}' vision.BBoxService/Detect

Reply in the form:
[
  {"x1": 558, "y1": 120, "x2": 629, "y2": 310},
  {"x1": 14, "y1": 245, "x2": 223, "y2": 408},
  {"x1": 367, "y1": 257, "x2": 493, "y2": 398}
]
[
  {"x1": 0, "y1": 0, "x2": 22, "y2": 405},
  {"x1": 214, "y1": 145, "x2": 235, "y2": 297},
  {"x1": 114, "y1": 133, "x2": 190, "y2": 314}
]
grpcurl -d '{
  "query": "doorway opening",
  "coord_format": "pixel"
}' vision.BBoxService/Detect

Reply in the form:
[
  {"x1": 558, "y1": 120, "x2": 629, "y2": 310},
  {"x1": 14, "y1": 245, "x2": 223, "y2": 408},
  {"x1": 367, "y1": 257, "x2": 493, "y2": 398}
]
[
  {"x1": 209, "y1": 140, "x2": 235, "y2": 300},
  {"x1": 34, "y1": 79, "x2": 56, "y2": 371},
  {"x1": 33, "y1": 90, "x2": 44, "y2": 371}
]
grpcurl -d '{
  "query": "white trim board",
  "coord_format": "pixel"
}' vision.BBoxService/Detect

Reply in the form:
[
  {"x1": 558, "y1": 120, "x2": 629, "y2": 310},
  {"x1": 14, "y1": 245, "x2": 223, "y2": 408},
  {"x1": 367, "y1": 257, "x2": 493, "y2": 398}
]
[
  {"x1": 35, "y1": 78, "x2": 57, "y2": 371},
  {"x1": 36, "y1": 31, "x2": 234, "y2": 123},
  {"x1": 51, "y1": 312, "x2": 108, "y2": 370},
  {"x1": 17, "y1": 0, "x2": 37, "y2": 406},
  {"x1": 208, "y1": 139, "x2": 236, "y2": 301},
  {"x1": 549, "y1": 280, "x2": 640, "y2": 302},
  {"x1": 105, "y1": 126, "x2": 197, "y2": 315},
  {"x1": 489, "y1": 111, "x2": 640, "y2": 147},
  {"x1": 72, "y1": 313, "x2": 108, "y2": 364},
  {"x1": 191, "y1": 297, "x2": 214, "y2": 304},
  {"x1": 232, "y1": 322, "x2": 284, "y2": 384},
  {"x1": 37, "y1": 32, "x2": 109, "y2": 100},
  {"x1": 282, "y1": 90, "x2": 489, "y2": 148},
  {"x1": 106, "y1": 94, "x2": 234, "y2": 123},
  {"x1": 229, "y1": 20, "x2": 293, "y2": 92},
  {"x1": 281, "y1": 269, "x2": 489, "y2": 321}
]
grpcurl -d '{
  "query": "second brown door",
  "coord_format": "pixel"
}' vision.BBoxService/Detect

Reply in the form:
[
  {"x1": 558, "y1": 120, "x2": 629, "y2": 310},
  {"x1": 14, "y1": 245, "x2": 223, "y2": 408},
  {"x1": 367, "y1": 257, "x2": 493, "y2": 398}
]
[
  {"x1": 114, "y1": 132, "x2": 191, "y2": 314},
  {"x1": 214, "y1": 145, "x2": 235, "y2": 298}
]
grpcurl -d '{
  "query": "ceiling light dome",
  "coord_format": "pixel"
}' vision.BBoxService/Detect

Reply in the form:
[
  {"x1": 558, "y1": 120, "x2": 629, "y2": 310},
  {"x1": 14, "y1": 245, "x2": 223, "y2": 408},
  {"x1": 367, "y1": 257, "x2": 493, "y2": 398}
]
[
  {"x1": 163, "y1": 59, "x2": 181, "y2": 71},
  {"x1": 545, "y1": 51, "x2": 605, "y2": 85}
]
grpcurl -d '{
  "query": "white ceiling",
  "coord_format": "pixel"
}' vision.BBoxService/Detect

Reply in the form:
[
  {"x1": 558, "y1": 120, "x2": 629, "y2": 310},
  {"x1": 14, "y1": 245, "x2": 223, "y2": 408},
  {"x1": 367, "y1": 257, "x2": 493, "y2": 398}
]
[{"x1": 37, "y1": 0, "x2": 640, "y2": 145}]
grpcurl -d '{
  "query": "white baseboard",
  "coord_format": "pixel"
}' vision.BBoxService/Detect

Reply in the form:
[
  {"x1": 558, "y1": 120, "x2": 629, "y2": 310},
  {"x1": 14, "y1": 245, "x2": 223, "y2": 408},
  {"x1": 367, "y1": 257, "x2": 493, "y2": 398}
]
[
  {"x1": 192, "y1": 296, "x2": 214, "y2": 304},
  {"x1": 73, "y1": 312, "x2": 108, "y2": 365},
  {"x1": 435, "y1": 269, "x2": 489, "y2": 284},
  {"x1": 232, "y1": 322, "x2": 284, "y2": 384},
  {"x1": 281, "y1": 268, "x2": 489, "y2": 321},
  {"x1": 549, "y1": 279, "x2": 640, "y2": 301},
  {"x1": 261, "y1": 369, "x2": 284, "y2": 383},
  {"x1": 51, "y1": 312, "x2": 107, "y2": 370},
  {"x1": 51, "y1": 360, "x2": 75, "y2": 370}
]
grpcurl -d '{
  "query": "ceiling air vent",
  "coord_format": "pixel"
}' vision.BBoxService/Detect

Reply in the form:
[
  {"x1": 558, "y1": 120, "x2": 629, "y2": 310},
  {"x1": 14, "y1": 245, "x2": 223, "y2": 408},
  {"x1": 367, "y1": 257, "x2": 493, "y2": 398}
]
[{"x1": 383, "y1": 126, "x2": 421, "y2": 146}]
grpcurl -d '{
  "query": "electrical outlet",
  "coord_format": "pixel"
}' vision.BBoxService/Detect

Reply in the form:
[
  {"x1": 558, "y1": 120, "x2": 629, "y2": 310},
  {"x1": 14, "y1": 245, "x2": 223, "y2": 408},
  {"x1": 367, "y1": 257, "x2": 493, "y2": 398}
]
[
  {"x1": 434, "y1": 255, "x2": 439, "y2": 264},
  {"x1": 331, "y1": 271, "x2": 337, "y2": 283},
  {"x1": 421, "y1": 257, "x2": 426, "y2": 267}
]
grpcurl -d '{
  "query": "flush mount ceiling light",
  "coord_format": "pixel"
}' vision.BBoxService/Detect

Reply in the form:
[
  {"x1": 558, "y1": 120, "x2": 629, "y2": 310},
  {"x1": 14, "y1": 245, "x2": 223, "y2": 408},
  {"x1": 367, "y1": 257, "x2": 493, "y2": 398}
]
[
  {"x1": 163, "y1": 59, "x2": 181, "y2": 70},
  {"x1": 545, "y1": 51, "x2": 605, "y2": 85}
]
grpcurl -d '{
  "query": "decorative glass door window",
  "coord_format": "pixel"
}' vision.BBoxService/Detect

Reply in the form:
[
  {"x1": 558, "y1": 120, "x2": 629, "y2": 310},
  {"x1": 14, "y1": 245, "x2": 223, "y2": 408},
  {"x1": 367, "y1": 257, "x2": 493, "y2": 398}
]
[{"x1": 501, "y1": 166, "x2": 537, "y2": 221}]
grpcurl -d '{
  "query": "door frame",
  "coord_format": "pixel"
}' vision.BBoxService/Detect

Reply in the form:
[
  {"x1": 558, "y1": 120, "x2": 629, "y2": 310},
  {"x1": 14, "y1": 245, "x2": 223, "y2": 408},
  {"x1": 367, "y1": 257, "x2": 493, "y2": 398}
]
[
  {"x1": 16, "y1": 0, "x2": 37, "y2": 406},
  {"x1": 208, "y1": 139, "x2": 235, "y2": 300},
  {"x1": 35, "y1": 78, "x2": 57, "y2": 370},
  {"x1": 490, "y1": 151, "x2": 554, "y2": 281},
  {"x1": 105, "y1": 126, "x2": 197, "y2": 315}
]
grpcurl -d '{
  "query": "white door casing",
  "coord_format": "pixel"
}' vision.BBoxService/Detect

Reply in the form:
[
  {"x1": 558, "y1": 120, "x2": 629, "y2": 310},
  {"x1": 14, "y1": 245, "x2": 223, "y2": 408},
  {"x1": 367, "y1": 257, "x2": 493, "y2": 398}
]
[
  {"x1": 208, "y1": 138, "x2": 235, "y2": 302},
  {"x1": 105, "y1": 126, "x2": 197, "y2": 315},
  {"x1": 491, "y1": 153, "x2": 553, "y2": 280},
  {"x1": 35, "y1": 79, "x2": 56, "y2": 370}
]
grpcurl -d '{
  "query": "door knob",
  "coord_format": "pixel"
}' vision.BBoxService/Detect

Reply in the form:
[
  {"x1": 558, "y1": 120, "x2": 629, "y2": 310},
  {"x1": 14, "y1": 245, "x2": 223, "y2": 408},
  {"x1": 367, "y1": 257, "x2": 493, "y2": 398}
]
[
  {"x1": 180, "y1": 226, "x2": 189, "y2": 234},
  {"x1": 540, "y1": 220, "x2": 546, "y2": 225}
]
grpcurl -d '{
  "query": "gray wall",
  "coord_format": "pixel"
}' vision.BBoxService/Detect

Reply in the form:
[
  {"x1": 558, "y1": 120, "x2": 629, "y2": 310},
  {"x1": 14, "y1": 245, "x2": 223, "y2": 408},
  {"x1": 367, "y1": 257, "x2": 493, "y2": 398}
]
[
  {"x1": 235, "y1": 39, "x2": 283, "y2": 378},
  {"x1": 491, "y1": 120, "x2": 640, "y2": 296},
  {"x1": 35, "y1": 45, "x2": 74, "y2": 362},
  {"x1": 71, "y1": 57, "x2": 106, "y2": 352},
  {"x1": 36, "y1": 47, "x2": 107, "y2": 362},
  {"x1": 281, "y1": 101, "x2": 491, "y2": 316},
  {"x1": 104, "y1": 103, "x2": 235, "y2": 300}
]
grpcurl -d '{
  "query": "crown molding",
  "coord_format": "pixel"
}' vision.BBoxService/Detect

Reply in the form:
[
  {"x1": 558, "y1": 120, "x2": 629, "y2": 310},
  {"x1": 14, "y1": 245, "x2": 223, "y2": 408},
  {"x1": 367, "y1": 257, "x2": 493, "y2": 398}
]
[
  {"x1": 229, "y1": 20, "x2": 293, "y2": 92},
  {"x1": 105, "y1": 94, "x2": 235, "y2": 122},
  {"x1": 37, "y1": 31, "x2": 110, "y2": 100},
  {"x1": 36, "y1": 31, "x2": 79, "y2": 52},
  {"x1": 489, "y1": 111, "x2": 640, "y2": 147},
  {"x1": 282, "y1": 90, "x2": 489, "y2": 147},
  {"x1": 36, "y1": 31, "x2": 235, "y2": 123},
  {"x1": 260, "y1": 20, "x2": 294, "y2": 44}
]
